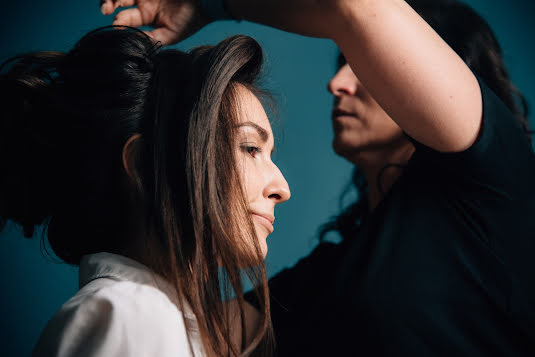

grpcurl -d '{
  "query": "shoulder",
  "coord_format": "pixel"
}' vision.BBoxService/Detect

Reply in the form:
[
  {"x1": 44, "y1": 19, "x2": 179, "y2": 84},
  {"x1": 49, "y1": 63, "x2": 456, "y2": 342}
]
[
  {"x1": 33, "y1": 280, "x2": 195, "y2": 357},
  {"x1": 409, "y1": 76, "x2": 535, "y2": 185}
]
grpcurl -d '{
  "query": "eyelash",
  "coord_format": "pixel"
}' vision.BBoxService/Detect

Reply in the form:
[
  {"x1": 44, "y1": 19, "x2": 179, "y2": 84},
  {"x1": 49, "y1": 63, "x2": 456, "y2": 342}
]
[{"x1": 242, "y1": 145, "x2": 261, "y2": 158}]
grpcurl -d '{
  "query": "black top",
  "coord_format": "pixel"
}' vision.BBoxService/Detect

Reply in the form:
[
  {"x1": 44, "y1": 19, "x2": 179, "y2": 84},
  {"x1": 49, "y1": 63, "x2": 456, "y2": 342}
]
[{"x1": 252, "y1": 79, "x2": 535, "y2": 356}]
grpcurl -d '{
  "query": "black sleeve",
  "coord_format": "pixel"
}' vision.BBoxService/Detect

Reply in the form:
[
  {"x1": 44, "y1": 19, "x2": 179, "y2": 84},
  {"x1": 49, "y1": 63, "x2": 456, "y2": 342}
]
[
  {"x1": 407, "y1": 76, "x2": 535, "y2": 343},
  {"x1": 410, "y1": 76, "x2": 535, "y2": 193}
]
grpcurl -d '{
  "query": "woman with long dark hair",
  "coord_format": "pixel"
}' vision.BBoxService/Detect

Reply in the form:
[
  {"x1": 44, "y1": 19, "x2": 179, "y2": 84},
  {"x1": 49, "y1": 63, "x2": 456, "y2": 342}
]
[
  {"x1": 106, "y1": 0, "x2": 535, "y2": 355},
  {"x1": 0, "y1": 26, "x2": 290, "y2": 356}
]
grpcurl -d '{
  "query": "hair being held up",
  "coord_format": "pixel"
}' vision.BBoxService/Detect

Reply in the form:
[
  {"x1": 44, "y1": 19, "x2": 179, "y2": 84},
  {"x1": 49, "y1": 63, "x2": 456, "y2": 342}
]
[
  {"x1": 0, "y1": 27, "x2": 157, "y2": 251},
  {"x1": 1, "y1": 26, "x2": 273, "y2": 356}
]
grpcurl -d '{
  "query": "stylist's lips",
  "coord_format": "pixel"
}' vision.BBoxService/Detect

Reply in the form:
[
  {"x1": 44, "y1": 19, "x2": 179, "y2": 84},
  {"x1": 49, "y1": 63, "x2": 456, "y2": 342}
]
[
  {"x1": 251, "y1": 212, "x2": 275, "y2": 234},
  {"x1": 332, "y1": 108, "x2": 358, "y2": 133},
  {"x1": 332, "y1": 108, "x2": 357, "y2": 120}
]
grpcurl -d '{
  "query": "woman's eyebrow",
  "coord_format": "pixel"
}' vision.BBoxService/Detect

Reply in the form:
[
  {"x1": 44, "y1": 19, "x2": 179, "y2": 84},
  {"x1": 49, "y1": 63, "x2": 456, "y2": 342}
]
[{"x1": 236, "y1": 121, "x2": 269, "y2": 142}]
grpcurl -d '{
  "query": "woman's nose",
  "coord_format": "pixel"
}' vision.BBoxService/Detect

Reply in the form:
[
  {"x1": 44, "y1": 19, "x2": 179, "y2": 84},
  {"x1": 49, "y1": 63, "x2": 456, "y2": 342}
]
[{"x1": 263, "y1": 163, "x2": 291, "y2": 204}]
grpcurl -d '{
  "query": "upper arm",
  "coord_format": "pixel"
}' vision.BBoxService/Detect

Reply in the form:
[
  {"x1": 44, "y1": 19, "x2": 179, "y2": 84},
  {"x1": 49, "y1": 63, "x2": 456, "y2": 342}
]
[
  {"x1": 410, "y1": 76, "x2": 534, "y2": 190},
  {"x1": 333, "y1": 0, "x2": 483, "y2": 152}
]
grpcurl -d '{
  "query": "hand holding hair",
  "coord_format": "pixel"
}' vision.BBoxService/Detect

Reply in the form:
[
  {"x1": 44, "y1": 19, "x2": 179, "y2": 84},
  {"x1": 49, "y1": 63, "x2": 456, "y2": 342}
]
[
  {"x1": 101, "y1": 0, "x2": 342, "y2": 45},
  {"x1": 100, "y1": 0, "x2": 213, "y2": 45},
  {"x1": 223, "y1": 0, "x2": 484, "y2": 153}
]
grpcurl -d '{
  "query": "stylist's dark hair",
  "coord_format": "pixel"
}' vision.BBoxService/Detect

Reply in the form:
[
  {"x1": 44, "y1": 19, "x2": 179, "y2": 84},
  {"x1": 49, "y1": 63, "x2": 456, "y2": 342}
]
[
  {"x1": 321, "y1": 0, "x2": 531, "y2": 242},
  {"x1": 0, "y1": 26, "x2": 272, "y2": 356}
]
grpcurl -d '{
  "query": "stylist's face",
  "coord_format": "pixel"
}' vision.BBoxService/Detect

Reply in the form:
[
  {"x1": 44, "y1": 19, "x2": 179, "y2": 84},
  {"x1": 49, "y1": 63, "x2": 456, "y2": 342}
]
[
  {"x1": 328, "y1": 63, "x2": 406, "y2": 163},
  {"x1": 235, "y1": 85, "x2": 291, "y2": 257}
]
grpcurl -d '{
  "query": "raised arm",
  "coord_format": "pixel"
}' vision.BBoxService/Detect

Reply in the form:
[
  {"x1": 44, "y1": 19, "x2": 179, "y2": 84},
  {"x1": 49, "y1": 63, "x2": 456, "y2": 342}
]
[
  {"x1": 103, "y1": 0, "x2": 483, "y2": 151},
  {"x1": 226, "y1": 0, "x2": 483, "y2": 153}
]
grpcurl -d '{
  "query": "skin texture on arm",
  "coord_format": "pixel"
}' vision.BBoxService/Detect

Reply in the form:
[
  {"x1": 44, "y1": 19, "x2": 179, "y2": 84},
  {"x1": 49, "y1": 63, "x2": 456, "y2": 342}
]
[
  {"x1": 331, "y1": 0, "x2": 483, "y2": 153},
  {"x1": 103, "y1": 0, "x2": 483, "y2": 152},
  {"x1": 227, "y1": 0, "x2": 483, "y2": 152}
]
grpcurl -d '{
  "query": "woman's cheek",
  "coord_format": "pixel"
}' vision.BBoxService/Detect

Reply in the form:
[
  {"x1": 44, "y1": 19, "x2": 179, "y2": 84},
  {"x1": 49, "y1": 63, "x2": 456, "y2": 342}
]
[{"x1": 240, "y1": 158, "x2": 254, "y2": 200}]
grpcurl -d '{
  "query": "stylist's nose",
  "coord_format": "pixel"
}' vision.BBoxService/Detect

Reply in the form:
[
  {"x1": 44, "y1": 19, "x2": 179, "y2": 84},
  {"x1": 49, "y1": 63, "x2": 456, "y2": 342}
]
[
  {"x1": 328, "y1": 63, "x2": 359, "y2": 97},
  {"x1": 263, "y1": 163, "x2": 291, "y2": 204}
]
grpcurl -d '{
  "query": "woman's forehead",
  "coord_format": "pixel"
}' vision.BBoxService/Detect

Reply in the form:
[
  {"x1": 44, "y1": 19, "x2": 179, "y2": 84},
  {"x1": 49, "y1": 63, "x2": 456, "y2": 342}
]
[{"x1": 234, "y1": 85, "x2": 271, "y2": 130}]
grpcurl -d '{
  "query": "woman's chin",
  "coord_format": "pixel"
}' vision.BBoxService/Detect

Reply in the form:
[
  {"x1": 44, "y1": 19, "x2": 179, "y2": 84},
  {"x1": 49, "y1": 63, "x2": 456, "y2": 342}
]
[
  {"x1": 257, "y1": 232, "x2": 269, "y2": 259},
  {"x1": 252, "y1": 223, "x2": 269, "y2": 259},
  {"x1": 260, "y1": 240, "x2": 268, "y2": 259}
]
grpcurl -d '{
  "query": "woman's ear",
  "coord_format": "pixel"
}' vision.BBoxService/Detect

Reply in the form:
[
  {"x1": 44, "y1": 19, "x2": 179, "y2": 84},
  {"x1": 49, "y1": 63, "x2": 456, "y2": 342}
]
[{"x1": 122, "y1": 133, "x2": 142, "y2": 181}]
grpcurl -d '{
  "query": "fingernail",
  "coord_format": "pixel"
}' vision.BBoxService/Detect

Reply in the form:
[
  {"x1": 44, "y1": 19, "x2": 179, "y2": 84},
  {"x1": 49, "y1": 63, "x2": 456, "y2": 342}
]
[{"x1": 101, "y1": 3, "x2": 109, "y2": 14}]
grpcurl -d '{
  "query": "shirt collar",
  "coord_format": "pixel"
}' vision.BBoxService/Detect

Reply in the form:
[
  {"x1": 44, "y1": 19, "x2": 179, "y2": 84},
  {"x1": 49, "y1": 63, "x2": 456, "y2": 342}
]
[
  {"x1": 78, "y1": 252, "x2": 194, "y2": 318},
  {"x1": 79, "y1": 252, "x2": 158, "y2": 288}
]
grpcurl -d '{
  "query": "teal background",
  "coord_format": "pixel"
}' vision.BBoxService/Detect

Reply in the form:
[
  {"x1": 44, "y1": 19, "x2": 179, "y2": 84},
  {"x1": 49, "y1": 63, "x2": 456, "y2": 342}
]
[{"x1": 1, "y1": 1, "x2": 533, "y2": 355}]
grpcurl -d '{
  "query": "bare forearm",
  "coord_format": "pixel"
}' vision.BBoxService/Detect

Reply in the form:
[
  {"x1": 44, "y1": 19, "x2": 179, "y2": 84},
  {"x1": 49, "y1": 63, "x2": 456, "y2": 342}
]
[
  {"x1": 227, "y1": 0, "x2": 482, "y2": 152},
  {"x1": 333, "y1": 0, "x2": 481, "y2": 152},
  {"x1": 226, "y1": 0, "x2": 338, "y2": 38}
]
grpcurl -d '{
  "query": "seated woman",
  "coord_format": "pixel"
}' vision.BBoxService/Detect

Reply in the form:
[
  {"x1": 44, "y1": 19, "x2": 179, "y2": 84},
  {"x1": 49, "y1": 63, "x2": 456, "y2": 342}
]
[
  {"x1": 0, "y1": 26, "x2": 290, "y2": 356},
  {"x1": 103, "y1": 0, "x2": 535, "y2": 355}
]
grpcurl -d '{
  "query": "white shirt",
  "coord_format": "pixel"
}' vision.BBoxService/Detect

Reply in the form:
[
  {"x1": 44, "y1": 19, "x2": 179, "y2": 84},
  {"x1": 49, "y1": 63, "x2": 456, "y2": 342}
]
[{"x1": 32, "y1": 252, "x2": 205, "y2": 357}]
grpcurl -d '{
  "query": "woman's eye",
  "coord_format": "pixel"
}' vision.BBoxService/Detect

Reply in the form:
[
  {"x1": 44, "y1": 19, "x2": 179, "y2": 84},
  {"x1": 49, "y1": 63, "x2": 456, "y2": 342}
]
[{"x1": 243, "y1": 145, "x2": 260, "y2": 158}]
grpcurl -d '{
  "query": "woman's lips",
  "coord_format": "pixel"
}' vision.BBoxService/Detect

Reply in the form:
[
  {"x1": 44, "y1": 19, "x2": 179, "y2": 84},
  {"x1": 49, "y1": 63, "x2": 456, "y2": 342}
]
[{"x1": 251, "y1": 212, "x2": 274, "y2": 234}]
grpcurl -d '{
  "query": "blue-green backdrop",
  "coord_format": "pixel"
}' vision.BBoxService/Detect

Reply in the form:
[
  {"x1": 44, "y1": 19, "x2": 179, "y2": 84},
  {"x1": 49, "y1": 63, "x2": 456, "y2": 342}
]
[{"x1": 1, "y1": 1, "x2": 534, "y2": 355}]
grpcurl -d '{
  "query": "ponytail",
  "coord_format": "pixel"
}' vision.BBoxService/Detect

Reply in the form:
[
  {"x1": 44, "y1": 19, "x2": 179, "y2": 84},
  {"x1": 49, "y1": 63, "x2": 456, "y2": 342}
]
[
  {"x1": 0, "y1": 52, "x2": 67, "y2": 237},
  {"x1": 0, "y1": 27, "x2": 156, "y2": 263}
]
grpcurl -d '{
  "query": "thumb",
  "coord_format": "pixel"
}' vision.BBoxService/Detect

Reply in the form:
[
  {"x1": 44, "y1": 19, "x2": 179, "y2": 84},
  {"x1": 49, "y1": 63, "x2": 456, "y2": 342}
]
[{"x1": 144, "y1": 27, "x2": 180, "y2": 46}]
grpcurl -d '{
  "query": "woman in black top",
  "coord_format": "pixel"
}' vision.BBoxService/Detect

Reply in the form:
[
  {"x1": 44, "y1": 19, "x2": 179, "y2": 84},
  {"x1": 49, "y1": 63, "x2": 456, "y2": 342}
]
[{"x1": 104, "y1": 0, "x2": 535, "y2": 355}]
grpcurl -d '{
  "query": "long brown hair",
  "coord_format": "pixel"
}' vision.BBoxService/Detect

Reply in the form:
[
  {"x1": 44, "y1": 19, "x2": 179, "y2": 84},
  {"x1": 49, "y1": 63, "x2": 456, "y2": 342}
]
[{"x1": 0, "y1": 27, "x2": 272, "y2": 356}]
